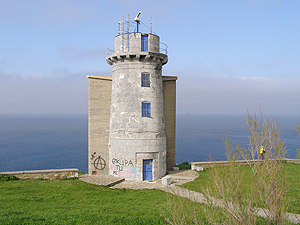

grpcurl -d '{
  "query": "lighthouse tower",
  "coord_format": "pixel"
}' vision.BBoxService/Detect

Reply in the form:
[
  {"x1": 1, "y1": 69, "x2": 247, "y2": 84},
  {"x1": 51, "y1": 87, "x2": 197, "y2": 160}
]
[
  {"x1": 87, "y1": 13, "x2": 176, "y2": 181},
  {"x1": 106, "y1": 13, "x2": 168, "y2": 181}
]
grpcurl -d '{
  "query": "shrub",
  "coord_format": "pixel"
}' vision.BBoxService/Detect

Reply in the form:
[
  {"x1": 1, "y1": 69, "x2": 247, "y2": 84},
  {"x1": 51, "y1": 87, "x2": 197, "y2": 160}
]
[
  {"x1": 167, "y1": 110, "x2": 290, "y2": 224},
  {"x1": 0, "y1": 174, "x2": 19, "y2": 181},
  {"x1": 176, "y1": 162, "x2": 191, "y2": 170}
]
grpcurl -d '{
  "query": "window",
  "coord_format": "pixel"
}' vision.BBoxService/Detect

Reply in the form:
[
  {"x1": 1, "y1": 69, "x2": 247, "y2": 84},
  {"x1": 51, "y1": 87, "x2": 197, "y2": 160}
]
[
  {"x1": 142, "y1": 102, "x2": 151, "y2": 117},
  {"x1": 141, "y1": 73, "x2": 150, "y2": 87},
  {"x1": 141, "y1": 35, "x2": 148, "y2": 51}
]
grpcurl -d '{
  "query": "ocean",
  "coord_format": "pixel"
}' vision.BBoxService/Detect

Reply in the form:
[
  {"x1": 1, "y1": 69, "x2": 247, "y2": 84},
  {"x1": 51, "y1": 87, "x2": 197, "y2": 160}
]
[
  {"x1": 0, "y1": 114, "x2": 299, "y2": 173},
  {"x1": 176, "y1": 114, "x2": 300, "y2": 163}
]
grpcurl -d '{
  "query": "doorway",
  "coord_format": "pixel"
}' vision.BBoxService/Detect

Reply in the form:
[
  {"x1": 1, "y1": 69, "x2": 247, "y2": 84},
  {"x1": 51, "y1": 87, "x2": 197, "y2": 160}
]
[
  {"x1": 141, "y1": 35, "x2": 148, "y2": 51},
  {"x1": 143, "y1": 159, "x2": 152, "y2": 180}
]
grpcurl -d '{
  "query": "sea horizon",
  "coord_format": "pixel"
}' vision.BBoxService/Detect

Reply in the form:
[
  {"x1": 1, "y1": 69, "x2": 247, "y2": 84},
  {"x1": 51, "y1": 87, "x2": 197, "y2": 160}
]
[{"x1": 0, "y1": 113, "x2": 299, "y2": 173}]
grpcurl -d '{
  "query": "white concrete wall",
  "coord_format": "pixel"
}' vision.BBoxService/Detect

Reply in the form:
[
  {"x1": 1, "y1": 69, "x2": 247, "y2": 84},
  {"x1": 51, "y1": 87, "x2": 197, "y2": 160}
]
[
  {"x1": 114, "y1": 33, "x2": 160, "y2": 54},
  {"x1": 87, "y1": 75, "x2": 177, "y2": 177},
  {"x1": 108, "y1": 32, "x2": 167, "y2": 181}
]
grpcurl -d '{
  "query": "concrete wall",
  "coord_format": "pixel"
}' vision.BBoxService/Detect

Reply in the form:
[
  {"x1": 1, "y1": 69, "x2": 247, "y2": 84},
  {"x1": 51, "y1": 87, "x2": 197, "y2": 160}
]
[
  {"x1": 87, "y1": 75, "x2": 177, "y2": 176},
  {"x1": 87, "y1": 76, "x2": 111, "y2": 176},
  {"x1": 163, "y1": 77, "x2": 177, "y2": 170},
  {"x1": 109, "y1": 54, "x2": 167, "y2": 180},
  {"x1": 0, "y1": 169, "x2": 78, "y2": 180},
  {"x1": 191, "y1": 158, "x2": 300, "y2": 170},
  {"x1": 109, "y1": 61, "x2": 165, "y2": 140},
  {"x1": 114, "y1": 33, "x2": 160, "y2": 54}
]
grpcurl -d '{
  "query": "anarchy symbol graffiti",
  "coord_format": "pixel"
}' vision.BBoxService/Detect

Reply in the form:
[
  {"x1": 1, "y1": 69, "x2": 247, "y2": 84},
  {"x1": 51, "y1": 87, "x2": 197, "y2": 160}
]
[{"x1": 93, "y1": 156, "x2": 106, "y2": 170}]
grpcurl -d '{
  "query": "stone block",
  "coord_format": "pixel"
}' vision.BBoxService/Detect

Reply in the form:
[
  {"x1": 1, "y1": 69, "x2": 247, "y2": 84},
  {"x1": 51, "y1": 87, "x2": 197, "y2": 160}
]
[
  {"x1": 196, "y1": 166, "x2": 204, "y2": 171},
  {"x1": 162, "y1": 176, "x2": 172, "y2": 185},
  {"x1": 172, "y1": 167, "x2": 179, "y2": 171}
]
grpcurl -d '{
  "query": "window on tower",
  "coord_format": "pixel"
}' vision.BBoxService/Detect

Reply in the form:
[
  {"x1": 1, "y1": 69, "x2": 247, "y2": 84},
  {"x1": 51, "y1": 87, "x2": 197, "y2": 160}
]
[
  {"x1": 141, "y1": 73, "x2": 150, "y2": 87},
  {"x1": 142, "y1": 102, "x2": 151, "y2": 118}
]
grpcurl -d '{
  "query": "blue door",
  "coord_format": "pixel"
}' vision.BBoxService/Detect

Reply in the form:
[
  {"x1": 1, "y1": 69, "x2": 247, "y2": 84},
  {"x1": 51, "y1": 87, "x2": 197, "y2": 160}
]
[
  {"x1": 143, "y1": 159, "x2": 152, "y2": 180},
  {"x1": 141, "y1": 35, "x2": 148, "y2": 51}
]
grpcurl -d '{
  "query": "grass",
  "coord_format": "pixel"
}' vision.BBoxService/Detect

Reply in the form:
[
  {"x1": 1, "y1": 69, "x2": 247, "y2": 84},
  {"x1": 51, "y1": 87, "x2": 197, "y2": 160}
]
[
  {"x1": 175, "y1": 161, "x2": 191, "y2": 170},
  {"x1": 182, "y1": 162, "x2": 300, "y2": 215},
  {"x1": 0, "y1": 178, "x2": 170, "y2": 224},
  {"x1": 1, "y1": 163, "x2": 298, "y2": 224},
  {"x1": 166, "y1": 195, "x2": 271, "y2": 225}
]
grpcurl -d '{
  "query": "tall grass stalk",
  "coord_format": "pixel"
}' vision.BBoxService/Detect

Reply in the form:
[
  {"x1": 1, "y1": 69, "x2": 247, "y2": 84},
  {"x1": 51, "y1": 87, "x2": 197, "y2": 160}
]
[
  {"x1": 240, "y1": 110, "x2": 288, "y2": 224},
  {"x1": 166, "y1": 110, "x2": 290, "y2": 224}
]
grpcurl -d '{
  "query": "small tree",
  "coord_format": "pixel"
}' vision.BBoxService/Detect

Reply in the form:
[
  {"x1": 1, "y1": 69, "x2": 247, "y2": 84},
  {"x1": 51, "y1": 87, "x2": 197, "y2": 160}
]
[{"x1": 239, "y1": 110, "x2": 288, "y2": 224}]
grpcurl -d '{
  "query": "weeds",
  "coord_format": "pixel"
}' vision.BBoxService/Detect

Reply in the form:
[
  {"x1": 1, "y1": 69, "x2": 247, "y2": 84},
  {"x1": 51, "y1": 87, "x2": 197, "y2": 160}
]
[
  {"x1": 167, "y1": 110, "x2": 290, "y2": 224},
  {"x1": 296, "y1": 123, "x2": 300, "y2": 159}
]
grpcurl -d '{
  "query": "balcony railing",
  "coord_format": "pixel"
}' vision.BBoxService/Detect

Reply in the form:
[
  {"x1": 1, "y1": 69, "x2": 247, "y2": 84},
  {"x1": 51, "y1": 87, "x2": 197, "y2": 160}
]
[{"x1": 106, "y1": 41, "x2": 168, "y2": 55}]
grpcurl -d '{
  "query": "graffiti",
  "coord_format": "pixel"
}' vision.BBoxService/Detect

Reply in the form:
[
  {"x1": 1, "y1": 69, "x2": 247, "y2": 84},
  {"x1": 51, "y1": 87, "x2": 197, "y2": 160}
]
[
  {"x1": 94, "y1": 156, "x2": 106, "y2": 170},
  {"x1": 116, "y1": 165, "x2": 123, "y2": 171},
  {"x1": 90, "y1": 152, "x2": 97, "y2": 160},
  {"x1": 91, "y1": 152, "x2": 106, "y2": 170},
  {"x1": 112, "y1": 158, "x2": 133, "y2": 167},
  {"x1": 112, "y1": 157, "x2": 134, "y2": 176}
]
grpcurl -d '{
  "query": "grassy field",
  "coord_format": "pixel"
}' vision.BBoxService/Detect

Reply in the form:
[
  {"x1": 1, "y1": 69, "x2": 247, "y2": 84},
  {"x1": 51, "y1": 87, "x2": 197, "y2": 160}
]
[
  {"x1": 1, "y1": 163, "x2": 299, "y2": 224},
  {"x1": 0, "y1": 178, "x2": 170, "y2": 224},
  {"x1": 182, "y1": 162, "x2": 300, "y2": 215},
  {"x1": 0, "y1": 176, "x2": 227, "y2": 225}
]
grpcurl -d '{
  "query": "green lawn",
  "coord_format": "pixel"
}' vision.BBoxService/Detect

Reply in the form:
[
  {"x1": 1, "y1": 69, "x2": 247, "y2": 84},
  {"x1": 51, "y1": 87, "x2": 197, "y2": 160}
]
[
  {"x1": 182, "y1": 162, "x2": 300, "y2": 214},
  {"x1": 0, "y1": 178, "x2": 169, "y2": 224},
  {"x1": 1, "y1": 163, "x2": 299, "y2": 224}
]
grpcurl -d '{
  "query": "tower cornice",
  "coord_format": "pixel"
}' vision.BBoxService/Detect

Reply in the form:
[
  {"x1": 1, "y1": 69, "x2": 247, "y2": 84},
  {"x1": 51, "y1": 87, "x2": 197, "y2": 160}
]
[{"x1": 106, "y1": 51, "x2": 168, "y2": 66}]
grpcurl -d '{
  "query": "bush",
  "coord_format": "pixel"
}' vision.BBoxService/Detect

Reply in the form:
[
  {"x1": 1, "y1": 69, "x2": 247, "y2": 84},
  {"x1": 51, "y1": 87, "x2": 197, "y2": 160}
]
[
  {"x1": 0, "y1": 174, "x2": 18, "y2": 181},
  {"x1": 167, "y1": 110, "x2": 290, "y2": 224},
  {"x1": 176, "y1": 162, "x2": 191, "y2": 170}
]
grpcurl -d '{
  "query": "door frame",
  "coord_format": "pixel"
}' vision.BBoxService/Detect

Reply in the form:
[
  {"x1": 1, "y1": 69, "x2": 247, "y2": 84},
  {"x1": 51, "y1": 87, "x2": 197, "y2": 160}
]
[{"x1": 143, "y1": 159, "x2": 153, "y2": 181}]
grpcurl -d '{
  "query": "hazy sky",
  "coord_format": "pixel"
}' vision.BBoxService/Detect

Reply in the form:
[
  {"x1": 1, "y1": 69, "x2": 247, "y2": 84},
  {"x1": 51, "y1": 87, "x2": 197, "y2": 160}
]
[{"x1": 1, "y1": 0, "x2": 299, "y2": 115}]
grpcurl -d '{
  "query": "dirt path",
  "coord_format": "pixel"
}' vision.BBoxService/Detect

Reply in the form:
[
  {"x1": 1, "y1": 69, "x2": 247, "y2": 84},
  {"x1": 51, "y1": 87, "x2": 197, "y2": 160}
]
[{"x1": 79, "y1": 170, "x2": 300, "y2": 224}]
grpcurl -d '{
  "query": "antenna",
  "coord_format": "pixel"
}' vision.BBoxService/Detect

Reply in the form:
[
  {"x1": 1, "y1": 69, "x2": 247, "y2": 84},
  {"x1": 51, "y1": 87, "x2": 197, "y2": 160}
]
[
  {"x1": 118, "y1": 14, "x2": 124, "y2": 35},
  {"x1": 134, "y1": 11, "x2": 142, "y2": 32},
  {"x1": 127, "y1": 14, "x2": 130, "y2": 33},
  {"x1": 150, "y1": 16, "x2": 152, "y2": 34},
  {"x1": 127, "y1": 14, "x2": 130, "y2": 52}
]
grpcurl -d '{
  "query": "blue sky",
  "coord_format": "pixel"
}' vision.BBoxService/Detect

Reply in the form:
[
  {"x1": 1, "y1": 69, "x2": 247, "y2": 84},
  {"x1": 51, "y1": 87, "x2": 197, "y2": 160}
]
[{"x1": 0, "y1": 0, "x2": 299, "y2": 115}]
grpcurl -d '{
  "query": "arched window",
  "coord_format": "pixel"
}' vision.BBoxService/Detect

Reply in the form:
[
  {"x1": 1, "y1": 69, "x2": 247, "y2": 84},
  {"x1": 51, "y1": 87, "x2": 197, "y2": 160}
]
[
  {"x1": 141, "y1": 73, "x2": 150, "y2": 87},
  {"x1": 142, "y1": 102, "x2": 151, "y2": 117}
]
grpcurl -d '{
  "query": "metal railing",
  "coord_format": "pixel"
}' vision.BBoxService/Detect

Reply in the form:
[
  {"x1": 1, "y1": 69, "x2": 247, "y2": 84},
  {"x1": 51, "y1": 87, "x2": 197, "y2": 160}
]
[
  {"x1": 106, "y1": 43, "x2": 115, "y2": 55},
  {"x1": 159, "y1": 42, "x2": 168, "y2": 55},
  {"x1": 106, "y1": 41, "x2": 168, "y2": 55}
]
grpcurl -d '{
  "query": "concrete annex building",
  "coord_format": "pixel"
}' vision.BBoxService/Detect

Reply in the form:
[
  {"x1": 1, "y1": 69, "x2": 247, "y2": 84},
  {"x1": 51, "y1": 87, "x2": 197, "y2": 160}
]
[{"x1": 87, "y1": 13, "x2": 177, "y2": 181}]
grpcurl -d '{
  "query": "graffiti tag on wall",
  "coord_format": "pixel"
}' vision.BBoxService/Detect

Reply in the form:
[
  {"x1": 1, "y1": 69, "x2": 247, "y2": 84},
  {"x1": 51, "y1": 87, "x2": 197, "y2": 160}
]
[
  {"x1": 112, "y1": 157, "x2": 134, "y2": 175},
  {"x1": 91, "y1": 152, "x2": 106, "y2": 170}
]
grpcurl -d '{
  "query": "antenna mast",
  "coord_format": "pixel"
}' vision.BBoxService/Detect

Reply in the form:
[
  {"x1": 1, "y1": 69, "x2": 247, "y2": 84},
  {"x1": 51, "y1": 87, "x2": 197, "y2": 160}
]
[
  {"x1": 150, "y1": 17, "x2": 152, "y2": 34},
  {"x1": 134, "y1": 11, "x2": 142, "y2": 33},
  {"x1": 127, "y1": 14, "x2": 130, "y2": 52}
]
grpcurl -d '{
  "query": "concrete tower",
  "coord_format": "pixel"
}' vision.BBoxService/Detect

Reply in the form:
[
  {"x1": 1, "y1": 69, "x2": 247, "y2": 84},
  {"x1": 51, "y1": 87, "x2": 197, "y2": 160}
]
[{"x1": 106, "y1": 16, "x2": 168, "y2": 181}]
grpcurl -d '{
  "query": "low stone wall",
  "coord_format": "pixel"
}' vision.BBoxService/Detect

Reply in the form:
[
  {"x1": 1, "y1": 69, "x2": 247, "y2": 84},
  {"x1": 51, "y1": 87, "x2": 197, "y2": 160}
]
[
  {"x1": 191, "y1": 158, "x2": 299, "y2": 170},
  {"x1": 0, "y1": 168, "x2": 79, "y2": 180}
]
